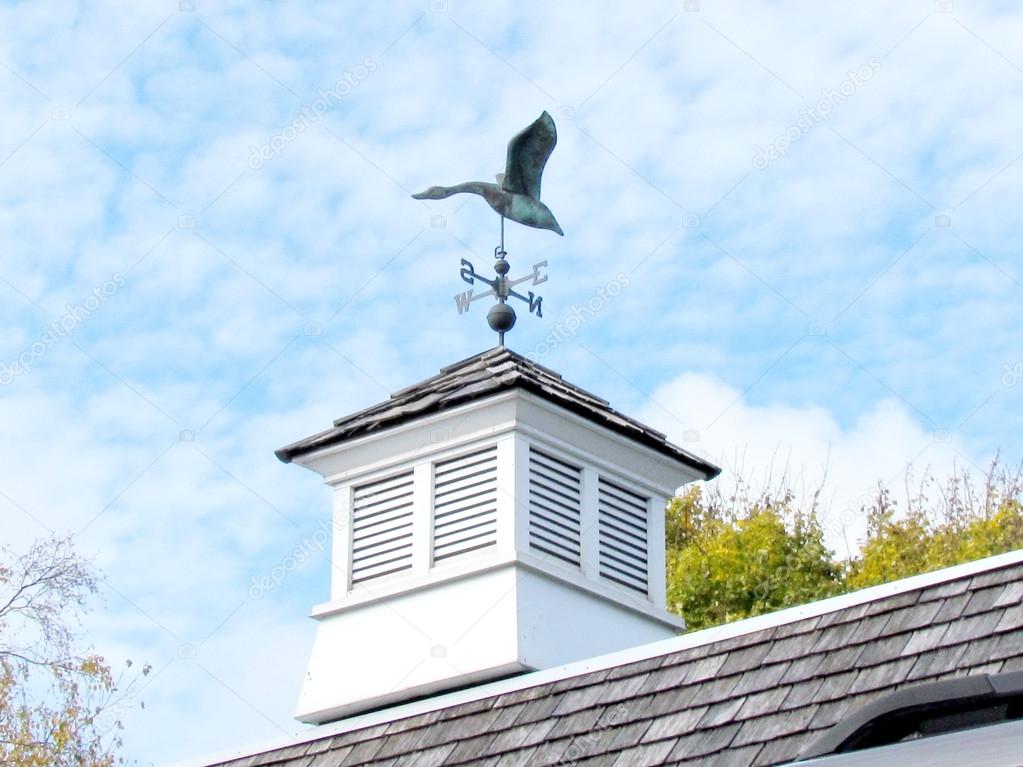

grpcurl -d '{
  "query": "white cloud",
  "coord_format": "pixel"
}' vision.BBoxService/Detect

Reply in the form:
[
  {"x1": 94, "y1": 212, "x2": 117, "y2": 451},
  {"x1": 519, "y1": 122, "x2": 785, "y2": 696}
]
[
  {"x1": 639, "y1": 371, "x2": 984, "y2": 558},
  {"x1": 0, "y1": 1, "x2": 1021, "y2": 764}
]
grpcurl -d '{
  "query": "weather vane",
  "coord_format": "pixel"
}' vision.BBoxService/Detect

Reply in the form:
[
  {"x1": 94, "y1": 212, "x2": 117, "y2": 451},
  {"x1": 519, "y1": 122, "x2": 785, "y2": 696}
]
[{"x1": 412, "y1": 111, "x2": 562, "y2": 346}]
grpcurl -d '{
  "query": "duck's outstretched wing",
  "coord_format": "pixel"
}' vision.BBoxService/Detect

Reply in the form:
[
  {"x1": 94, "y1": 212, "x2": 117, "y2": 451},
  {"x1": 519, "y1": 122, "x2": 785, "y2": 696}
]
[{"x1": 502, "y1": 111, "x2": 556, "y2": 200}]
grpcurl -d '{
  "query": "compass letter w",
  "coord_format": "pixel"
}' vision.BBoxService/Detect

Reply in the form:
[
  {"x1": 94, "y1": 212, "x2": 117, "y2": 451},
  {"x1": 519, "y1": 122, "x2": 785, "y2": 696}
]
[{"x1": 454, "y1": 289, "x2": 474, "y2": 315}]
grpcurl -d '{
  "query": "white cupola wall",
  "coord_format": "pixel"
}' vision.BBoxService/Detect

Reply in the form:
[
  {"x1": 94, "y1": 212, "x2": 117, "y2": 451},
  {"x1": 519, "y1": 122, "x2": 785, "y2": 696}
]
[{"x1": 276, "y1": 348, "x2": 719, "y2": 725}]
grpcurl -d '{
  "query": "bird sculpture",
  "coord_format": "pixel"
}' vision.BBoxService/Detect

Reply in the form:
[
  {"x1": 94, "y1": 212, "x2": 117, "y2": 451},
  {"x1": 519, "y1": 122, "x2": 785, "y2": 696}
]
[{"x1": 412, "y1": 111, "x2": 563, "y2": 236}]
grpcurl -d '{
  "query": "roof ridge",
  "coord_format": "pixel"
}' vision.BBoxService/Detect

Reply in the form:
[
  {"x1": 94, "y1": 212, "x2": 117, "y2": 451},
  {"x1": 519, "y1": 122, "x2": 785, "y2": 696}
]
[
  {"x1": 437, "y1": 346, "x2": 506, "y2": 375},
  {"x1": 170, "y1": 547, "x2": 1023, "y2": 767}
]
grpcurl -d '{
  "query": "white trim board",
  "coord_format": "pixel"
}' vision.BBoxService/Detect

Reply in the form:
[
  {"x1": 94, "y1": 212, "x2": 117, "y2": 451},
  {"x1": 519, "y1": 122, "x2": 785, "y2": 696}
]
[{"x1": 170, "y1": 547, "x2": 1023, "y2": 767}]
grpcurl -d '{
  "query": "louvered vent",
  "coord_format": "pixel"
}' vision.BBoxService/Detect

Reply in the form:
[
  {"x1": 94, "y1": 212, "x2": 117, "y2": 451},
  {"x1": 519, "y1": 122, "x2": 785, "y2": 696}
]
[
  {"x1": 351, "y1": 470, "x2": 414, "y2": 585},
  {"x1": 432, "y1": 446, "x2": 498, "y2": 562},
  {"x1": 528, "y1": 447, "x2": 582, "y2": 566},
  {"x1": 598, "y1": 478, "x2": 649, "y2": 594}
]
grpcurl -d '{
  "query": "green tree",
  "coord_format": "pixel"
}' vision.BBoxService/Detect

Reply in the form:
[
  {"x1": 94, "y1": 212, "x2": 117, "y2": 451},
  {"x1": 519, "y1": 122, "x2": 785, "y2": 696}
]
[
  {"x1": 667, "y1": 458, "x2": 1023, "y2": 632},
  {"x1": 0, "y1": 536, "x2": 146, "y2": 766},
  {"x1": 847, "y1": 459, "x2": 1023, "y2": 590},
  {"x1": 666, "y1": 482, "x2": 843, "y2": 631}
]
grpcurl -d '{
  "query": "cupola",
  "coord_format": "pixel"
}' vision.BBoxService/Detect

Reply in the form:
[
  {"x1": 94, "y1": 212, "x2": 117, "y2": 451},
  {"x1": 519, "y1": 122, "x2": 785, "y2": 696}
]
[{"x1": 276, "y1": 347, "x2": 720, "y2": 724}]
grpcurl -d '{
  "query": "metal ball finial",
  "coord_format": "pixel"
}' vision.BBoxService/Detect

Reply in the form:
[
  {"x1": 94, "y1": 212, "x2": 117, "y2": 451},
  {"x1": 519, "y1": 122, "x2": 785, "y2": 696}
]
[{"x1": 487, "y1": 302, "x2": 516, "y2": 345}]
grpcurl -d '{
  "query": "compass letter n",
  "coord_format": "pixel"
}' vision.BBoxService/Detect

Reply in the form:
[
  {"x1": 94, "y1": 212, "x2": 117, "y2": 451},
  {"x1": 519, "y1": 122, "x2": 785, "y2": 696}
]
[{"x1": 527, "y1": 292, "x2": 543, "y2": 318}]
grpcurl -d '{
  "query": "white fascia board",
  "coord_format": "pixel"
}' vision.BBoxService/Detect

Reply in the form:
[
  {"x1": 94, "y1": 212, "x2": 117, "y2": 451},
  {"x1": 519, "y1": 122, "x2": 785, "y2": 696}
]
[
  {"x1": 173, "y1": 547, "x2": 1023, "y2": 767},
  {"x1": 293, "y1": 388, "x2": 708, "y2": 493},
  {"x1": 295, "y1": 391, "x2": 520, "y2": 483},
  {"x1": 309, "y1": 551, "x2": 683, "y2": 627},
  {"x1": 297, "y1": 660, "x2": 528, "y2": 727},
  {"x1": 310, "y1": 557, "x2": 518, "y2": 616},
  {"x1": 514, "y1": 390, "x2": 706, "y2": 495}
]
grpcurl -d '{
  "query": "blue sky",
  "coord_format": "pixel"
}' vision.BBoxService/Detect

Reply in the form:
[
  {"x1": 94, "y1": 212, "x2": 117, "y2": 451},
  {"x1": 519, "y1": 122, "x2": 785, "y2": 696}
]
[{"x1": 1, "y1": 0, "x2": 1022, "y2": 763}]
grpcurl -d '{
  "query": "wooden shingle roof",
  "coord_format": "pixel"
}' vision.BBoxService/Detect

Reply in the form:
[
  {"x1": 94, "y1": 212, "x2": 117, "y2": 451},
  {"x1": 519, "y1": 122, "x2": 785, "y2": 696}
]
[
  {"x1": 274, "y1": 347, "x2": 719, "y2": 479},
  {"x1": 198, "y1": 550, "x2": 1023, "y2": 767}
]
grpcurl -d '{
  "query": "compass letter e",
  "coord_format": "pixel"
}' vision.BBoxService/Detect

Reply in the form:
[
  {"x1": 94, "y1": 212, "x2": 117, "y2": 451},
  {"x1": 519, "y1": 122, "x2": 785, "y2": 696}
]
[{"x1": 530, "y1": 260, "x2": 548, "y2": 286}]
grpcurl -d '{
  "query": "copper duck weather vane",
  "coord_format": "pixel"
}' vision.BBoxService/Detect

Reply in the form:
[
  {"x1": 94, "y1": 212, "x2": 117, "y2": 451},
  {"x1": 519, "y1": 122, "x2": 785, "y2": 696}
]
[{"x1": 412, "y1": 111, "x2": 562, "y2": 345}]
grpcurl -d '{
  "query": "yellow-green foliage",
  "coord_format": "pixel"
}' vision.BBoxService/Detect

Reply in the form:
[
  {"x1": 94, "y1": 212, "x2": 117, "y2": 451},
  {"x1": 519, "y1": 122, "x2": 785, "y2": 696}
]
[
  {"x1": 847, "y1": 467, "x2": 1023, "y2": 590},
  {"x1": 666, "y1": 484, "x2": 843, "y2": 631},
  {"x1": 667, "y1": 460, "x2": 1023, "y2": 632},
  {"x1": 0, "y1": 536, "x2": 148, "y2": 767}
]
